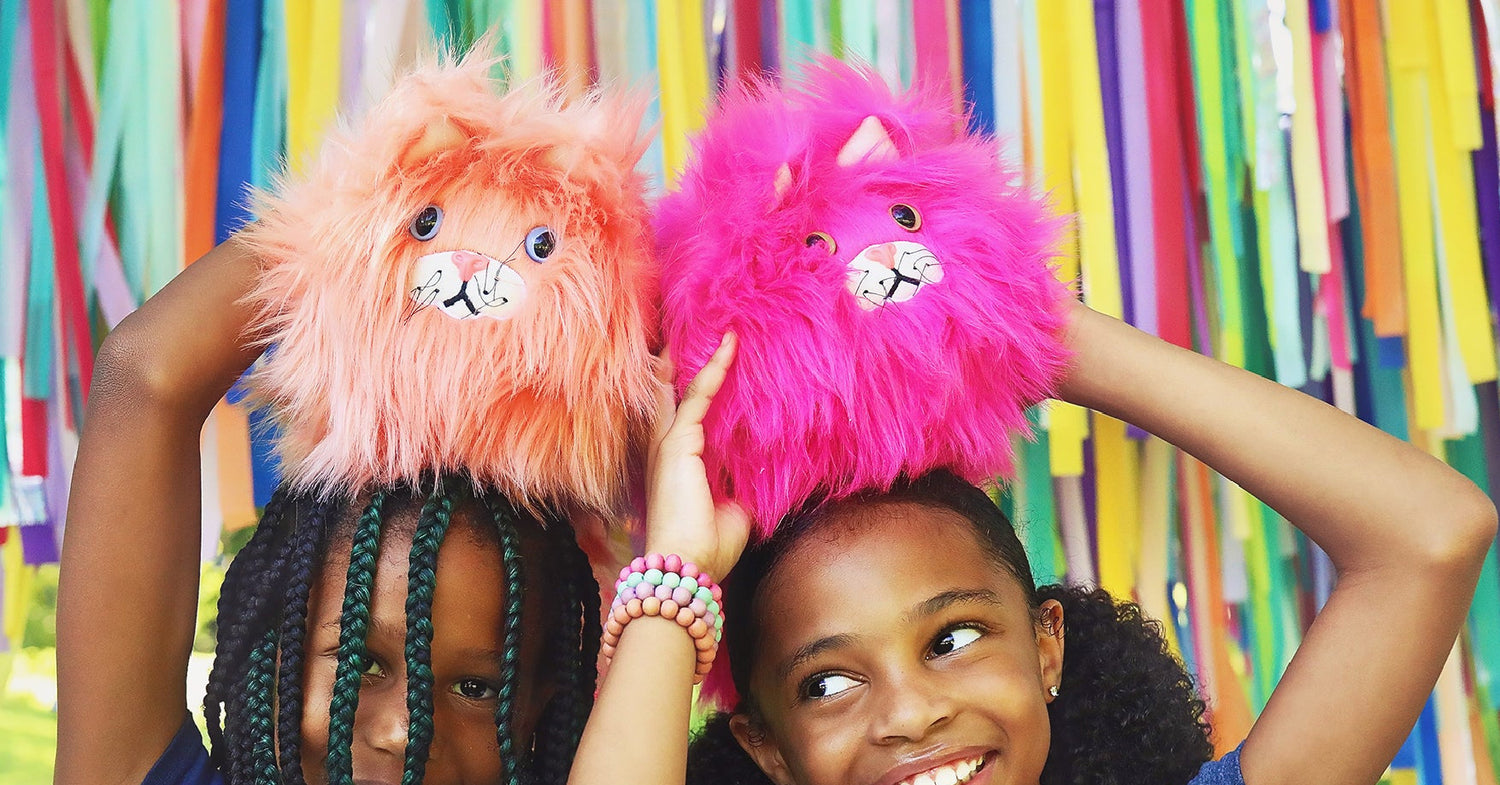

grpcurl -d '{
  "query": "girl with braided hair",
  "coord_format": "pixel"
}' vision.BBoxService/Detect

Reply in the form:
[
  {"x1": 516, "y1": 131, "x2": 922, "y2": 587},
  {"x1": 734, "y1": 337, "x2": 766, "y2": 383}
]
[
  {"x1": 573, "y1": 301, "x2": 1497, "y2": 785},
  {"x1": 55, "y1": 241, "x2": 603, "y2": 785},
  {"x1": 57, "y1": 50, "x2": 659, "y2": 785}
]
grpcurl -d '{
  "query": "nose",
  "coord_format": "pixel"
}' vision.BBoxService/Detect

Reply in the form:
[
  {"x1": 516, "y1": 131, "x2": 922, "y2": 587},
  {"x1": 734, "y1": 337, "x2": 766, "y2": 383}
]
[
  {"x1": 867, "y1": 674, "x2": 954, "y2": 745},
  {"x1": 867, "y1": 242, "x2": 899, "y2": 270},
  {"x1": 353, "y1": 679, "x2": 410, "y2": 759},
  {"x1": 451, "y1": 249, "x2": 490, "y2": 281}
]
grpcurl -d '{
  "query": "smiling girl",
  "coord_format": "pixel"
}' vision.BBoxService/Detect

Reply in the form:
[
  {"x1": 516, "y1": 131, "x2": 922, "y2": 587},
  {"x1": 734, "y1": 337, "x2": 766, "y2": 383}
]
[{"x1": 572, "y1": 302, "x2": 1497, "y2": 785}]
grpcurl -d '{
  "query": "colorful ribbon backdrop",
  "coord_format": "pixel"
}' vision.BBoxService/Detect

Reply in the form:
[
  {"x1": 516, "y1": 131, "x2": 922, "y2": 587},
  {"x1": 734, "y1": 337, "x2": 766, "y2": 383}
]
[{"x1": 3, "y1": 1, "x2": 1500, "y2": 781}]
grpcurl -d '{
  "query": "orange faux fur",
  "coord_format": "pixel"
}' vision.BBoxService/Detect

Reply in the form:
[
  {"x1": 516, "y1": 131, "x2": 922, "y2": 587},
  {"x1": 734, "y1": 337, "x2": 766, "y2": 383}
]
[{"x1": 242, "y1": 50, "x2": 659, "y2": 515}]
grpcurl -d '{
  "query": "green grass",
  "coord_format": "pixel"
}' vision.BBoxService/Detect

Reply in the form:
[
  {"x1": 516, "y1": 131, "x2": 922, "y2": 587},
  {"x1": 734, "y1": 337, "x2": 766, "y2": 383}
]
[{"x1": 0, "y1": 689, "x2": 56, "y2": 785}]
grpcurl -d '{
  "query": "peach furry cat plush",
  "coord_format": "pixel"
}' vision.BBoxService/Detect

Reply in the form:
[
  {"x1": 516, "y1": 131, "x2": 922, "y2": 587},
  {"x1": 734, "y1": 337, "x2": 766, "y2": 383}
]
[{"x1": 242, "y1": 52, "x2": 658, "y2": 514}]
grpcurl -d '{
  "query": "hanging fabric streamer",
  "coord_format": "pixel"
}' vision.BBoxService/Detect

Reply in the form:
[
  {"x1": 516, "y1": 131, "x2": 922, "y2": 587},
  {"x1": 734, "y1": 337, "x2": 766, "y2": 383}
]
[
  {"x1": 1342, "y1": 0, "x2": 1407, "y2": 337},
  {"x1": 1115, "y1": 0, "x2": 1156, "y2": 336},
  {"x1": 1283, "y1": 0, "x2": 1332, "y2": 276},
  {"x1": 1387, "y1": 2, "x2": 1449, "y2": 434},
  {"x1": 29, "y1": 0, "x2": 94, "y2": 400},
  {"x1": 1186, "y1": 0, "x2": 1247, "y2": 368},
  {"x1": 656, "y1": 0, "x2": 709, "y2": 183}
]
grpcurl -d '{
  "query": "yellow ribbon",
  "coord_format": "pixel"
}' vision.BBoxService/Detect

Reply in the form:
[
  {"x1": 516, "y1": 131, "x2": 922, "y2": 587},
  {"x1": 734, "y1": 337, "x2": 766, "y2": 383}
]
[
  {"x1": 1284, "y1": 0, "x2": 1332, "y2": 275},
  {"x1": 1387, "y1": 2, "x2": 1447, "y2": 431},
  {"x1": 656, "y1": 0, "x2": 709, "y2": 185},
  {"x1": 284, "y1": 0, "x2": 342, "y2": 170}
]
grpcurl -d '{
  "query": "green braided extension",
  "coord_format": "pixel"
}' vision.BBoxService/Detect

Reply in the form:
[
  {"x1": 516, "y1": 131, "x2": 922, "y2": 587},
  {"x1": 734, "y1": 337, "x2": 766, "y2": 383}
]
[
  {"x1": 489, "y1": 499, "x2": 527, "y2": 785},
  {"x1": 245, "y1": 632, "x2": 280, "y2": 784},
  {"x1": 401, "y1": 480, "x2": 454, "y2": 785},
  {"x1": 325, "y1": 492, "x2": 388, "y2": 785}
]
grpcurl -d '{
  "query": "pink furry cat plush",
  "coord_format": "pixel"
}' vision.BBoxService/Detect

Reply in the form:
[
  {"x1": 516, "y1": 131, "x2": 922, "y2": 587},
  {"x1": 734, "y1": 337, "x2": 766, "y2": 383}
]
[
  {"x1": 242, "y1": 51, "x2": 658, "y2": 514},
  {"x1": 656, "y1": 59, "x2": 1072, "y2": 532}
]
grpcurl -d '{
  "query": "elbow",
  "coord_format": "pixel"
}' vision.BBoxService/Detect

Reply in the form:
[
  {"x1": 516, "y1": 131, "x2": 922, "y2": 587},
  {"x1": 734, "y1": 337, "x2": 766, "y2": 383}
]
[
  {"x1": 89, "y1": 319, "x2": 210, "y2": 419},
  {"x1": 1415, "y1": 479, "x2": 1498, "y2": 573}
]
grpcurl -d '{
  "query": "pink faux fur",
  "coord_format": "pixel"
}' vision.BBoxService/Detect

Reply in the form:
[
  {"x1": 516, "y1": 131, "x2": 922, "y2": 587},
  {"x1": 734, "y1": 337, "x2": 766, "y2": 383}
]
[
  {"x1": 656, "y1": 59, "x2": 1073, "y2": 533},
  {"x1": 242, "y1": 50, "x2": 659, "y2": 514}
]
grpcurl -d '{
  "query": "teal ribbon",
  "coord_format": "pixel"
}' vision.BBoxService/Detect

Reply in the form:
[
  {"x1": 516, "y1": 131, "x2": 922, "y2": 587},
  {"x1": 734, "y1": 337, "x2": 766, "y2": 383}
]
[
  {"x1": 251, "y1": 0, "x2": 287, "y2": 190},
  {"x1": 25, "y1": 146, "x2": 54, "y2": 402}
]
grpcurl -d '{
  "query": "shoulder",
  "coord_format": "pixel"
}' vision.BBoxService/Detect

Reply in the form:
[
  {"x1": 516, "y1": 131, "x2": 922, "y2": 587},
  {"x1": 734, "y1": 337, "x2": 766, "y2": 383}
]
[
  {"x1": 138, "y1": 715, "x2": 224, "y2": 785},
  {"x1": 1187, "y1": 745, "x2": 1245, "y2": 785}
]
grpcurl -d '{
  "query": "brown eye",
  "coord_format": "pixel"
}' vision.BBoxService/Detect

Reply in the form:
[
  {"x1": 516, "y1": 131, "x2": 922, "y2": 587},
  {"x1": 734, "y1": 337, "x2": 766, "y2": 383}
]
[
  {"x1": 805, "y1": 232, "x2": 837, "y2": 254},
  {"x1": 890, "y1": 203, "x2": 921, "y2": 231}
]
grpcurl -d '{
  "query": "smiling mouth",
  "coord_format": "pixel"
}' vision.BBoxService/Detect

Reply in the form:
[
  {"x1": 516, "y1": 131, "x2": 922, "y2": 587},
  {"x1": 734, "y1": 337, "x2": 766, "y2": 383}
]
[{"x1": 894, "y1": 753, "x2": 990, "y2": 785}]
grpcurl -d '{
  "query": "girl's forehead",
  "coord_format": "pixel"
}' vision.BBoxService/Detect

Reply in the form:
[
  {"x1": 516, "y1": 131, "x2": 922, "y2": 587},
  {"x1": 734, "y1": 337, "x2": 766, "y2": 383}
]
[
  {"x1": 757, "y1": 504, "x2": 1023, "y2": 620},
  {"x1": 776, "y1": 501, "x2": 990, "y2": 571}
]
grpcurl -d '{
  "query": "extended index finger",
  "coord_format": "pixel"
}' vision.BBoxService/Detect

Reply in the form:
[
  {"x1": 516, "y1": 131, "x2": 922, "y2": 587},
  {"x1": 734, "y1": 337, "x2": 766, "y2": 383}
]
[{"x1": 672, "y1": 333, "x2": 737, "y2": 430}]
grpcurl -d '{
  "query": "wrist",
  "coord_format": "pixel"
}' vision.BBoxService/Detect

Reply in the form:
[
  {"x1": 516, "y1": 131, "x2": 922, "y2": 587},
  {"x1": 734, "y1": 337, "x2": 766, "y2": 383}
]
[
  {"x1": 603, "y1": 553, "x2": 725, "y2": 685},
  {"x1": 1053, "y1": 303, "x2": 1139, "y2": 411}
]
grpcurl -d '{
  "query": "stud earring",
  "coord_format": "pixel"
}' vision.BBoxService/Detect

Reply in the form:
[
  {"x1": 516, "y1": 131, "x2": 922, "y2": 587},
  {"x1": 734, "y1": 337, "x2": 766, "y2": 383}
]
[{"x1": 1048, "y1": 685, "x2": 1060, "y2": 698}]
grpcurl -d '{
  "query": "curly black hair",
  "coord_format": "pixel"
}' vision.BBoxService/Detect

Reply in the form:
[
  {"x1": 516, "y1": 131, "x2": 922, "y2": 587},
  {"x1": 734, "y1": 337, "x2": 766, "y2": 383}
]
[
  {"x1": 203, "y1": 476, "x2": 600, "y2": 785},
  {"x1": 685, "y1": 471, "x2": 1213, "y2": 785}
]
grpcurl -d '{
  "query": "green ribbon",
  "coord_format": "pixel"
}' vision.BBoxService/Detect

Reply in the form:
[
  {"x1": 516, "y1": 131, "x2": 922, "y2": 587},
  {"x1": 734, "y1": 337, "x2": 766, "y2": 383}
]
[{"x1": 25, "y1": 146, "x2": 54, "y2": 402}]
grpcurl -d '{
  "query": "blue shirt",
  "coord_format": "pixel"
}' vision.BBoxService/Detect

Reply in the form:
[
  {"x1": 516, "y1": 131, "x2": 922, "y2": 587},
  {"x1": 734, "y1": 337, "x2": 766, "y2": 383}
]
[
  {"x1": 140, "y1": 716, "x2": 223, "y2": 785},
  {"x1": 1189, "y1": 745, "x2": 1246, "y2": 784}
]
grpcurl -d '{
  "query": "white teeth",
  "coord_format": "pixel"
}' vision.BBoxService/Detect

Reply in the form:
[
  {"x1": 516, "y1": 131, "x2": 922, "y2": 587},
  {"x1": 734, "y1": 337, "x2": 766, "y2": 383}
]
[{"x1": 901, "y1": 756, "x2": 987, "y2": 785}]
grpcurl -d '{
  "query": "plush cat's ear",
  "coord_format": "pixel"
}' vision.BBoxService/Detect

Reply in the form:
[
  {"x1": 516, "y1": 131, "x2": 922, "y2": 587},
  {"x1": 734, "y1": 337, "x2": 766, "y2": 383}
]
[
  {"x1": 837, "y1": 115, "x2": 899, "y2": 167},
  {"x1": 400, "y1": 117, "x2": 469, "y2": 170},
  {"x1": 769, "y1": 162, "x2": 794, "y2": 210}
]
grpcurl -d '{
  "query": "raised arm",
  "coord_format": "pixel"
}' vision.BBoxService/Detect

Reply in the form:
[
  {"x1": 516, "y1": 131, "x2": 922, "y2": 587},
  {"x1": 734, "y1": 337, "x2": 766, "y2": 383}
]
[
  {"x1": 569, "y1": 335, "x2": 750, "y2": 785},
  {"x1": 55, "y1": 239, "x2": 264, "y2": 785},
  {"x1": 1057, "y1": 303, "x2": 1497, "y2": 785}
]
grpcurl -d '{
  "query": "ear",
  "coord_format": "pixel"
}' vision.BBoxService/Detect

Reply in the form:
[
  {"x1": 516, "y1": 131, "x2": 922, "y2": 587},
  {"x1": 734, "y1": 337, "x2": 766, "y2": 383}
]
[
  {"x1": 730, "y1": 713, "x2": 797, "y2": 785},
  {"x1": 541, "y1": 142, "x2": 592, "y2": 174},
  {"x1": 1036, "y1": 599, "x2": 1065, "y2": 704},
  {"x1": 837, "y1": 115, "x2": 899, "y2": 167},
  {"x1": 400, "y1": 116, "x2": 470, "y2": 170},
  {"x1": 770, "y1": 162, "x2": 794, "y2": 210}
]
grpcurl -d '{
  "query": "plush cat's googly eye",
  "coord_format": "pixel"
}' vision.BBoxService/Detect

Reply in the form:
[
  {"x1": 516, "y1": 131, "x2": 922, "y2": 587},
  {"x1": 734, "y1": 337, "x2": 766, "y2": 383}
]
[
  {"x1": 805, "y1": 232, "x2": 837, "y2": 255},
  {"x1": 890, "y1": 203, "x2": 921, "y2": 231},
  {"x1": 525, "y1": 226, "x2": 557, "y2": 261},
  {"x1": 410, "y1": 205, "x2": 444, "y2": 241}
]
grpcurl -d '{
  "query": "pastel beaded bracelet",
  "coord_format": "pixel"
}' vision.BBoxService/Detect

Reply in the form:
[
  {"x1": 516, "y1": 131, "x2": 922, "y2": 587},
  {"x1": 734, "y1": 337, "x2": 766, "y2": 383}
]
[{"x1": 600, "y1": 553, "x2": 725, "y2": 684}]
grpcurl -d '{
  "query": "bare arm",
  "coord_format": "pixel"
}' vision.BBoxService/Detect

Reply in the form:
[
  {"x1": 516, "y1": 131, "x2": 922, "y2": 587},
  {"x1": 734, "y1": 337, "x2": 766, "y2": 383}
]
[
  {"x1": 55, "y1": 239, "x2": 264, "y2": 785},
  {"x1": 569, "y1": 336, "x2": 750, "y2": 785},
  {"x1": 1057, "y1": 304, "x2": 1497, "y2": 785}
]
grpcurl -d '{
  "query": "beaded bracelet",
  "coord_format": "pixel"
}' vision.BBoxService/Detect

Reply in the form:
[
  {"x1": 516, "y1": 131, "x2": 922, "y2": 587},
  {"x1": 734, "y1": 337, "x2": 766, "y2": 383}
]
[{"x1": 599, "y1": 553, "x2": 725, "y2": 684}]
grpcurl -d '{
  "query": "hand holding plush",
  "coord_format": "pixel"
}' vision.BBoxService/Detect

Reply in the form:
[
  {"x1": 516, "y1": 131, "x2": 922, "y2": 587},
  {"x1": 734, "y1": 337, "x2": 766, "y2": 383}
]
[
  {"x1": 243, "y1": 52, "x2": 658, "y2": 514},
  {"x1": 656, "y1": 59, "x2": 1073, "y2": 531}
]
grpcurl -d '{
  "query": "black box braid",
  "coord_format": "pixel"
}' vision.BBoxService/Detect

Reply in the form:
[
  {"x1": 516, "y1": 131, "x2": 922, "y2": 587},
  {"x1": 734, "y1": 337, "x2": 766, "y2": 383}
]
[
  {"x1": 529, "y1": 517, "x2": 602, "y2": 785},
  {"x1": 203, "y1": 479, "x2": 602, "y2": 785},
  {"x1": 275, "y1": 497, "x2": 333, "y2": 783}
]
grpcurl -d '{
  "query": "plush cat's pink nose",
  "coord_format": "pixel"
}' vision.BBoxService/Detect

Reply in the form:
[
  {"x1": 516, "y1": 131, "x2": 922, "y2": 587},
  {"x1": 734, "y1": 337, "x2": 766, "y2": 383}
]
[
  {"x1": 452, "y1": 250, "x2": 489, "y2": 281},
  {"x1": 867, "y1": 242, "x2": 898, "y2": 269}
]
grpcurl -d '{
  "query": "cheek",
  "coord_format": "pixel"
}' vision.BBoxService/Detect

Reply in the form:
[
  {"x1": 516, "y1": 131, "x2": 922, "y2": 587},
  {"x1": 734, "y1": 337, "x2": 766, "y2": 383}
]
[
  {"x1": 776, "y1": 717, "x2": 865, "y2": 785},
  {"x1": 298, "y1": 654, "x2": 336, "y2": 779},
  {"x1": 966, "y1": 645, "x2": 1053, "y2": 778},
  {"x1": 428, "y1": 702, "x2": 503, "y2": 784}
]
